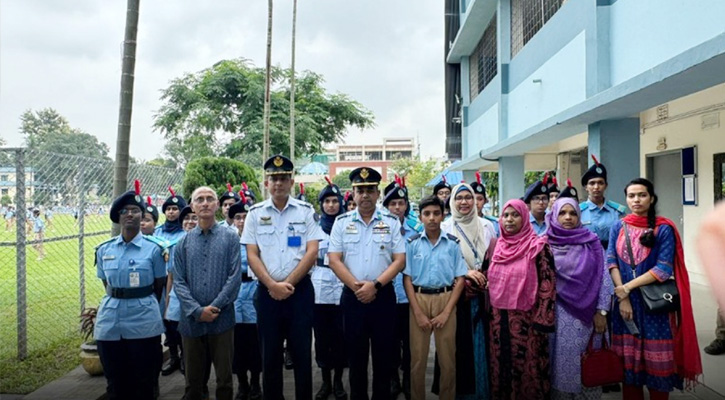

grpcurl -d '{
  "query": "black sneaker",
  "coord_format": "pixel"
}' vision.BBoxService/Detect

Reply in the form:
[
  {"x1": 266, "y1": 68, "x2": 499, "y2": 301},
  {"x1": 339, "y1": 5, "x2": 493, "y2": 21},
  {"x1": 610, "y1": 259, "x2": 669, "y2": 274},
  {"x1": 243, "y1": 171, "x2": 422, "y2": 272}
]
[{"x1": 705, "y1": 339, "x2": 725, "y2": 355}]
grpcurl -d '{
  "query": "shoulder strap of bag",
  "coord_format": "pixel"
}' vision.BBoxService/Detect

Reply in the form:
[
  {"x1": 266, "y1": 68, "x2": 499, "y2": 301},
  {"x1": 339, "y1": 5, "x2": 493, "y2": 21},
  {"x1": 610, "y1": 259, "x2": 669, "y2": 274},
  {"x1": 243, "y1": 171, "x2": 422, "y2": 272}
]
[{"x1": 454, "y1": 222, "x2": 479, "y2": 262}]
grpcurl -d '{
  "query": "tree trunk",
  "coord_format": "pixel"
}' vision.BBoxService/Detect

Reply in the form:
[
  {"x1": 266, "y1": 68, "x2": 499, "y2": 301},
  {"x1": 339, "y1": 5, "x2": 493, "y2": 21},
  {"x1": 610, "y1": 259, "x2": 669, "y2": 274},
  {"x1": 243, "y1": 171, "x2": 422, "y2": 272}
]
[
  {"x1": 289, "y1": 0, "x2": 297, "y2": 163},
  {"x1": 262, "y1": 0, "x2": 273, "y2": 193},
  {"x1": 111, "y1": 0, "x2": 140, "y2": 235}
]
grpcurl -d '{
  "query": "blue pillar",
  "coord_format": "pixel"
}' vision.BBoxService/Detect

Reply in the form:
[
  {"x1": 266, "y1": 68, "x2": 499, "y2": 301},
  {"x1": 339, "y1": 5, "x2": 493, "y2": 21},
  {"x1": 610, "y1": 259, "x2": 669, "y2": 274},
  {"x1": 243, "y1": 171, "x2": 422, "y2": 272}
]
[
  {"x1": 587, "y1": 118, "x2": 640, "y2": 206},
  {"x1": 498, "y1": 156, "x2": 524, "y2": 204}
]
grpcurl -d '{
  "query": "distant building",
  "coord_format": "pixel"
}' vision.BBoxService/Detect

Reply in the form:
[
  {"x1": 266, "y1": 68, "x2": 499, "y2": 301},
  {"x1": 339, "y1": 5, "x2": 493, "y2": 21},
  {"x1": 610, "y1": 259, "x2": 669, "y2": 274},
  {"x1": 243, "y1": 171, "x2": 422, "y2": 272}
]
[
  {"x1": 327, "y1": 137, "x2": 416, "y2": 181},
  {"x1": 0, "y1": 167, "x2": 35, "y2": 203}
]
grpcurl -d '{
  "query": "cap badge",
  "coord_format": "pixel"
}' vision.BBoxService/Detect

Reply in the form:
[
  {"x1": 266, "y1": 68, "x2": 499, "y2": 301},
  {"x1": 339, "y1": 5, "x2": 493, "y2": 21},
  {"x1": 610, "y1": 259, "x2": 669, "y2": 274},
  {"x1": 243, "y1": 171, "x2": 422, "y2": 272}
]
[
  {"x1": 134, "y1": 195, "x2": 141, "y2": 202},
  {"x1": 244, "y1": 205, "x2": 250, "y2": 211},
  {"x1": 595, "y1": 167, "x2": 602, "y2": 174},
  {"x1": 229, "y1": 192, "x2": 234, "y2": 197},
  {"x1": 476, "y1": 186, "x2": 483, "y2": 193},
  {"x1": 273, "y1": 156, "x2": 284, "y2": 167},
  {"x1": 172, "y1": 198, "x2": 178, "y2": 203},
  {"x1": 360, "y1": 168, "x2": 369, "y2": 179},
  {"x1": 541, "y1": 186, "x2": 547, "y2": 193},
  {"x1": 332, "y1": 187, "x2": 338, "y2": 193},
  {"x1": 147, "y1": 206, "x2": 153, "y2": 212},
  {"x1": 398, "y1": 189, "x2": 405, "y2": 197}
]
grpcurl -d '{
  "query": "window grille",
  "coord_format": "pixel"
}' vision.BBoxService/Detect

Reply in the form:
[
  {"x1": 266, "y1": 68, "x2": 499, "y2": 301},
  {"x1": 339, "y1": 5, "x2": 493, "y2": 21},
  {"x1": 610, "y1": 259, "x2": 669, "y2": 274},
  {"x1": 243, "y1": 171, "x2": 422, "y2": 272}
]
[
  {"x1": 511, "y1": 0, "x2": 563, "y2": 58},
  {"x1": 469, "y1": 13, "x2": 497, "y2": 101}
]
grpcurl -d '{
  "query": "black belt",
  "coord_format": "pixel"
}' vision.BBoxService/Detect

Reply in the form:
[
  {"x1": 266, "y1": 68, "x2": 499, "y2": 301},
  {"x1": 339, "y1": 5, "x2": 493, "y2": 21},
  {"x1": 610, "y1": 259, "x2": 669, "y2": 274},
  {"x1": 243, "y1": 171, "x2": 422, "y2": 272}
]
[
  {"x1": 412, "y1": 285, "x2": 453, "y2": 294},
  {"x1": 316, "y1": 258, "x2": 330, "y2": 268},
  {"x1": 107, "y1": 285, "x2": 154, "y2": 299},
  {"x1": 242, "y1": 275, "x2": 254, "y2": 282}
]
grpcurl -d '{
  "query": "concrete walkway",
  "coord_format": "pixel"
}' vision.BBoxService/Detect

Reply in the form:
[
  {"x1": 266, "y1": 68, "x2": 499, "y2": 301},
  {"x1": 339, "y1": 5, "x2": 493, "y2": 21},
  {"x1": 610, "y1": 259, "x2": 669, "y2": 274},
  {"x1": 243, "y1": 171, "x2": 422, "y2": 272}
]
[{"x1": 5, "y1": 283, "x2": 725, "y2": 400}]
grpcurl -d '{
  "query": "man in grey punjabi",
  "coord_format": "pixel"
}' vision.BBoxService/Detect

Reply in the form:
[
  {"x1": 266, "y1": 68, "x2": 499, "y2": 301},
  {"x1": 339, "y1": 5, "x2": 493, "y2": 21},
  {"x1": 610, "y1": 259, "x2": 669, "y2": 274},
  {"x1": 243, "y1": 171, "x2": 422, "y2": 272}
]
[{"x1": 173, "y1": 186, "x2": 242, "y2": 400}]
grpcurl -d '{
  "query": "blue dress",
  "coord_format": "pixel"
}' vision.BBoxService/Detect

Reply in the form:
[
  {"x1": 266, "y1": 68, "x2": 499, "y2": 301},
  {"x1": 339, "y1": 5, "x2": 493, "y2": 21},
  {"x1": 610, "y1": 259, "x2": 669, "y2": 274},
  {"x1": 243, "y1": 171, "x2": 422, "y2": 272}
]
[{"x1": 607, "y1": 220, "x2": 682, "y2": 392}]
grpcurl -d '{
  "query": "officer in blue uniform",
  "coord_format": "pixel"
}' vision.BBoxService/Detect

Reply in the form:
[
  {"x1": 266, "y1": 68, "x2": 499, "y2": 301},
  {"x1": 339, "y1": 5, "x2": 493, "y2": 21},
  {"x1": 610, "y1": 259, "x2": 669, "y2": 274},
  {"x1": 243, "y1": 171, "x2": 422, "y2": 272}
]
[
  {"x1": 328, "y1": 167, "x2": 406, "y2": 400},
  {"x1": 154, "y1": 187, "x2": 187, "y2": 376},
  {"x1": 470, "y1": 174, "x2": 500, "y2": 237},
  {"x1": 383, "y1": 177, "x2": 419, "y2": 399},
  {"x1": 579, "y1": 157, "x2": 627, "y2": 249},
  {"x1": 219, "y1": 183, "x2": 241, "y2": 230},
  {"x1": 230, "y1": 194, "x2": 263, "y2": 400},
  {"x1": 94, "y1": 183, "x2": 167, "y2": 400},
  {"x1": 523, "y1": 179, "x2": 549, "y2": 236},
  {"x1": 312, "y1": 178, "x2": 348, "y2": 400},
  {"x1": 241, "y1": 155, "x2": 324, "y2": 400}
]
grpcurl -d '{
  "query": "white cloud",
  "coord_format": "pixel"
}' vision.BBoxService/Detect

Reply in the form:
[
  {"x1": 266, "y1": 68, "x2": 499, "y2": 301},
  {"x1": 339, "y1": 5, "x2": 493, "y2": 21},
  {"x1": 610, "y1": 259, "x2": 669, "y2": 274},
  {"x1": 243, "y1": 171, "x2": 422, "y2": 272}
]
[{"x1": 0, "y1": 0, "x2": 444, "y2": 160}]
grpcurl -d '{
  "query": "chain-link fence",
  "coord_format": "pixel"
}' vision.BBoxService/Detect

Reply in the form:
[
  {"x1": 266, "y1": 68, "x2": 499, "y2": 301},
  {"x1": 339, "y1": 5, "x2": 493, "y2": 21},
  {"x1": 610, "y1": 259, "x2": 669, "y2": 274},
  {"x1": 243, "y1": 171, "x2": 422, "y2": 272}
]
[{"x1": 0, "y1": 148, "x2": 184, "y2": 361}]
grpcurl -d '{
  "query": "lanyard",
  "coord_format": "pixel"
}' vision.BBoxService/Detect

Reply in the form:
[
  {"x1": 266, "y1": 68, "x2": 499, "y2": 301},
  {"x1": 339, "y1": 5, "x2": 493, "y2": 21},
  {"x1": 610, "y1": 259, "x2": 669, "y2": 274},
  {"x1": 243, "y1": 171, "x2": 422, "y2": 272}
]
[{"x1": 454, "y1": 222, "x2": 481, "y2": 265}]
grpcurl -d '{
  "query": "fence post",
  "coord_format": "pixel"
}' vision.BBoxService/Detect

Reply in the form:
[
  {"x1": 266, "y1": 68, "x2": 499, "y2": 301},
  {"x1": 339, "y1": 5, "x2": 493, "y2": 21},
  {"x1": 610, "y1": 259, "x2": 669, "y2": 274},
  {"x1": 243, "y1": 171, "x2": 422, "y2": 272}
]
[
  {"x1": 15, "y1": 148, "x2": 27, "y2": 360},
  {"x1": 78, "y1": 164, "x2": 86, "y2": 316}
]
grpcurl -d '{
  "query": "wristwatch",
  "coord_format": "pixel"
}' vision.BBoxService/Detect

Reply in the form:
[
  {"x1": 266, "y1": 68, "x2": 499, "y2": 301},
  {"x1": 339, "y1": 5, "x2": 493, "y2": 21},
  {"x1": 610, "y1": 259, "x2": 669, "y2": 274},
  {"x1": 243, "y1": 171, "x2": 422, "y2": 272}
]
[
  {"x1": 373, "y1": 279, "x2": 383, "y2": 291},
  {"x1": 599, "y1": 310, "x2": 608, "y2": 316}
]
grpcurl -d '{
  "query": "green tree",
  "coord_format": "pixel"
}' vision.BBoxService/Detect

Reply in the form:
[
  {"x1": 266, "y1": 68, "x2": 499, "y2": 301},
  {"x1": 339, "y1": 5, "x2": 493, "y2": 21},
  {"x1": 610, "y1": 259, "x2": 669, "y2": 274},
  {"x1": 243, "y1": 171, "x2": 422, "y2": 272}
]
[
  {"x1": 390, "y1": 159, "x2": 444, "y2": 202},
  {"x1": 21, "y1": 109, "x2": 110, "y2": 158},
  {"x1": 153, "y1": 59, "x2": 375, "y2": 166},
  {"x1": 1, "y1": 194, "x2": 11, "y2": 206},
  {"x1": 182, "y1": 157, "x2": 260, "y2": 201},
  {"x1": 331, "y1": 170, "x2": 352, "y2": 190}
]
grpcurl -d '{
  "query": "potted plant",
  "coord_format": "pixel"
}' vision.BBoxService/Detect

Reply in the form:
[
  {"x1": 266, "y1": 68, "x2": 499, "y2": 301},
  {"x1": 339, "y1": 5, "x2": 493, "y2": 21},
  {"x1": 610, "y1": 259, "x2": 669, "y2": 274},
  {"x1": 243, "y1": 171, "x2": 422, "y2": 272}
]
[{"x1": 79, "y1": 307, "x2": 103, "y2": 376}]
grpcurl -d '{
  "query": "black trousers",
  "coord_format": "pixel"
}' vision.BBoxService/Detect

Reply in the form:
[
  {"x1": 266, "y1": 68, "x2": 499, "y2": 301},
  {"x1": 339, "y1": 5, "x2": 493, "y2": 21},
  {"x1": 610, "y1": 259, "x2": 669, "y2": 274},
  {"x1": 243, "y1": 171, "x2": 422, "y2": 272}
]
[
  {"x1": 341, "y1": 285, "x2": 396, "y2": 400},
  {"x1": 163, "y1": 319, "x2": 183, "y2": 356},
  {"x1": 313, "y1": 304, "x2": 347, "y2": 370},
  {"x1": 233, "y1": 323, "x2": 262, "y2": 375},
  {"x1": 255, "y1": 275, "x2": 314, "y2": 400},
  {"x1": 97, "y1": 335, "x2": 162, "y2": 400},
  {"x1": 392, "y1": 303, "x2": 411, "y2": 383}
]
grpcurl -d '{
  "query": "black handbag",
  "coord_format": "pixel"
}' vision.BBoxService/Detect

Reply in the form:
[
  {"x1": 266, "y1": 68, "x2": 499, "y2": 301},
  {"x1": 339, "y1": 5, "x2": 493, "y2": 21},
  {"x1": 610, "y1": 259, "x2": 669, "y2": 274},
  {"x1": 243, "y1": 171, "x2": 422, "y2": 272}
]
[{"x1": 623, "y1": 223, "x2": 680, "y2": 314}]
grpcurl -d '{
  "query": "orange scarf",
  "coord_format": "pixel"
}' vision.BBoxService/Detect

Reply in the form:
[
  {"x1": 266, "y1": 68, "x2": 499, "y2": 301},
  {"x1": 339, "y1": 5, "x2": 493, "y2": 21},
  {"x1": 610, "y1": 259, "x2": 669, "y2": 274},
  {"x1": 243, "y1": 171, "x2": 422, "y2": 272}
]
[{"x1": 622, "y1": 214, "x2": 702, "y2": 385}]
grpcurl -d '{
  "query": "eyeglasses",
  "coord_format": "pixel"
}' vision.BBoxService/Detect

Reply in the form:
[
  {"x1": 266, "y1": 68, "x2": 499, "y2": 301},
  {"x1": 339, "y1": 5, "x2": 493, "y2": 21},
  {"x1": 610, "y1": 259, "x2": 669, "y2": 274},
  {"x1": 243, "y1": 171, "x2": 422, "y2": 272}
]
[
  {"x1": 193, "y1": 196, "x2": 217, "y2": 204},
  {"x1": 454, "y1": 195, "x2": 473, "y2": 202},
  {"x1": 531, "y1": 196, "x2": 549, "y2": 203},
  {"x1": 119, "y1": 208, "x2": 142, "y2": 215}
]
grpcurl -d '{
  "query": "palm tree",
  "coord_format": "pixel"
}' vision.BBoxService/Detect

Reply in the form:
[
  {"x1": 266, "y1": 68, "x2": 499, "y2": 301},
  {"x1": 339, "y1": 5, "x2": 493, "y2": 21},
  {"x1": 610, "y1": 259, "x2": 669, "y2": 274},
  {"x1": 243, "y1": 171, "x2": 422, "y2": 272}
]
[
  {"x1": 262, "y1": 0, "x2": 273, "y2": 181},
  {"x1": 112, "y1": 0, "x2": 140, "y2": 235},
  {"x1": 289, "y1": 0, "x2": 298, "y2": 163}
]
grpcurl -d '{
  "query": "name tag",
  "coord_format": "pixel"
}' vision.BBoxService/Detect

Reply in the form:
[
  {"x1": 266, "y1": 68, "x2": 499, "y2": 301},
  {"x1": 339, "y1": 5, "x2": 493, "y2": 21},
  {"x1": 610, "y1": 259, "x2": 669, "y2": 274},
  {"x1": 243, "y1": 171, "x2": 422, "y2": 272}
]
[
  {"x1": 129, "y1": 272, "x2": 140, "y2": 288},
  {"x1": 102, "y1": 255, "x2": 115, "y2": 260},
  {"x1": 323, "y1": 253, "x2": 330, "y2": 265},
  {"x1": 582, "y1": 221, "x2": 592, "y2": 225}
]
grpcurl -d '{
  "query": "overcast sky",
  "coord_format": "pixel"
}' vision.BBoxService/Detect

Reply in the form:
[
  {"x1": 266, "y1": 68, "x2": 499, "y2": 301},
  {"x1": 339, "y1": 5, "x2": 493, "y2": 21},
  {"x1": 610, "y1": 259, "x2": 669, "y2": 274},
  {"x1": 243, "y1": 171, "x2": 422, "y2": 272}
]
[{"x1": 0, "y1": 1, "x2": 445, "y2": 162}]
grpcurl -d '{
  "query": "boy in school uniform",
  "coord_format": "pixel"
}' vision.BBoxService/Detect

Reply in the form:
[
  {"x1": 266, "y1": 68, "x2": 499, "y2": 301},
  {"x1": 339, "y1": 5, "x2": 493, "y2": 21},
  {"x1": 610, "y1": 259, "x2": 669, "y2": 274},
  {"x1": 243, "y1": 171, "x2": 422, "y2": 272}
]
[{"x1": 403, "y1": 195, "x2": 467, "y2": 400}]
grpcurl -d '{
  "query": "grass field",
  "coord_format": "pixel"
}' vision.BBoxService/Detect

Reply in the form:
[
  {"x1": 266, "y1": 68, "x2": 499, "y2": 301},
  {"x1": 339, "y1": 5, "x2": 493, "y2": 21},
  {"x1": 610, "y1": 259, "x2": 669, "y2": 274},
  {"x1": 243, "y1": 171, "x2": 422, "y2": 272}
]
[{"x1": 0, "y1": 214, "x2": 113, "y2": 393}]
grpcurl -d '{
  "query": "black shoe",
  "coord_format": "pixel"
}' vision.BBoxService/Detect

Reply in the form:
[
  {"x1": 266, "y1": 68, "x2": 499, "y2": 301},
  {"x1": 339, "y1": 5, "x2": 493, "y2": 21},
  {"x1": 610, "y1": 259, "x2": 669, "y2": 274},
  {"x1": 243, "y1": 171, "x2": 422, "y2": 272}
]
[
  {"x1": 316, "y1": 381, "x2": 332, "y2": 400},
  {"x1": 249, "y1": 383, "x2": 262, "y2": 400},
  {"x1": 284, "y1": 348, "x2": 294, "y2": 370},
  {"x1": 333, "y1": 380, "x2": 347, "y2": 400},
  {"x1": 236, "y1": 378, "x2": 250, "y2": 400},
  {"x1": 161, "y1": 357, "x2": 181, "y2": 376},
  {"x1": 180, "y1": 356, "x2": 185, "y2": 375},
  {"x1": 390, "y1": 377, "x2": 402, "y2": 398},
  {"x1": 705, "y1": 339, "x2": 725, "y2": 355}
]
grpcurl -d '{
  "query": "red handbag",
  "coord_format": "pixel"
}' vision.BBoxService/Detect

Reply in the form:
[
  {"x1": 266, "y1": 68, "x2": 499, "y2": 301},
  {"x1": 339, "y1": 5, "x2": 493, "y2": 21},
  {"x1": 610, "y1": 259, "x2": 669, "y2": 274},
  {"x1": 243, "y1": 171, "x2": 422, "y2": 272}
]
[{"x1": 581, "y1": 332, "x2": 623, "y2": 388}]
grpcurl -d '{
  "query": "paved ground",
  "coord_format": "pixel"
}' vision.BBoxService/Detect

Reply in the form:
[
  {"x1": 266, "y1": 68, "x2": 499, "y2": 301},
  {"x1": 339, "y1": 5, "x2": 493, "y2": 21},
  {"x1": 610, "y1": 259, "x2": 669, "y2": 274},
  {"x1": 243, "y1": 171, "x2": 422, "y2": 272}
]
[{"x1": 4, "y1": 283, "x2": 725, "y2": 400}]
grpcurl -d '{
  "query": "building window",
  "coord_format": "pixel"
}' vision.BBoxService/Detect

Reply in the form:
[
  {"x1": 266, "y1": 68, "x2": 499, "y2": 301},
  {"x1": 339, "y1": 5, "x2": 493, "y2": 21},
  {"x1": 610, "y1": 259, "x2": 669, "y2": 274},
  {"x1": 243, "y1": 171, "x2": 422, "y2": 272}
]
[
  {"x1": 469, "y1": 13, "x2": 497, "y2": 101},
  {"x1": 1, "y1": 188, "x2": 8, "y2": 195},
  {"x1": 511, "y1": 0, "x2": 563, "y2": 58},
  {"x1": 340, "y1": 151, "x2": 362, "y2": 161},
  {"x1": 386, "y1": 151, "x2": 411, "y2": 160},
  {"x1": 0, "y1": 175, "x2": 8, "y2": 182},
  {"x1": 365, "y1": 151, "x2": 383, "y2": 161}
]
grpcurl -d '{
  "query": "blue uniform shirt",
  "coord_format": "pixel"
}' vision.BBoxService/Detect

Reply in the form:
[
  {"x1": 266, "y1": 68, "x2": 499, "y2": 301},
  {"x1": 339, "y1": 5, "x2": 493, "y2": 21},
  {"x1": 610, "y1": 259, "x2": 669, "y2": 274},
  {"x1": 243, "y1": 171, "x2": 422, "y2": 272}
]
[
  {"x1": 311, "y1": 233, "x2": 344, "y2": 305},
  {"x1": 580, "y1": 199, "x2": 626, "y2": 242},
  {"x1": 328, "y1": 209, "x2": 406, "y2": 281},
  {"x1": 154, "y1": 228, "x2": 185, "y2": 321},
  {"x1": 530, "y1": 212, "x2": 548, "y2": 236},
  {"x1": 94, "y1": 232, "x2": 167, "y2": 340},
  {"x1": 240, "y1": 196, "x2": 324, "y2": 282},
  {"x1": 403, "y1": 232, "x2": 468, "y2": 288},
  {"x1": 483, "y1": 215, "x2": 500, "y2": 237},
  {"x1": 33, "y1": 217, "x2": 45, "y2": 233},
  {"x1": 392, "y1": 223, "x2": 418, "y2": 304},
  {"x1": 235, "y1": 242, "x2": 258, "y2": 323}
]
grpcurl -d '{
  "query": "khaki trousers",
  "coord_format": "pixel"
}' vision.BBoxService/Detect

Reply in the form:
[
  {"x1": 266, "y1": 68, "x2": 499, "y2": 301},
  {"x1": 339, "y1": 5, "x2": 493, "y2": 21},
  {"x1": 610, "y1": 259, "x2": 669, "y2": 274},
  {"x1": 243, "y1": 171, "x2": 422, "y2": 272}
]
[{"x1": 409, "y1": 291, "x2": 457, "y2": 400}]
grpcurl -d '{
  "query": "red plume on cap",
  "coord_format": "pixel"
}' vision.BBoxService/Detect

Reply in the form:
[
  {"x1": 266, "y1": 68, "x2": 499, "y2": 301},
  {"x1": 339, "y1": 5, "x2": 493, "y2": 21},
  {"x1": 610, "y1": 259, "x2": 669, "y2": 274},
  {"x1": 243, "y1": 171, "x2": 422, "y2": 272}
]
[
  {"x1": 475, "y1": 171, "x2": 482, "y2": 185},
  {"x1": 344, "y1": 191, "x2": 351, "y2": 201},
  {"x1": 394, "y1": 174, "x2": 402, "y2": 188},
  {"x1": 134, "y1": 180, "x2": 141, "y2": 195},
  {"x1": 442, "y1": 175, "x2": 447, "y2": 183},
  {"x1": 324, "y1": 176, "x2": 333, "y2": 186},
  {"x1": 147, "y1": 196, "x2": 153, "y2": 205},
  {"x1": 567, "y1": 178, "x2": 573, "y2": 188},
  {"x1": 402, "y1": 176, "x2": 407, "y2": 188},
  {"x1": 242, "y1": 182, "x2": 249, "y2": 191},
  {"x1": 591, "y1": 154, "x2": 600, "y2": 166},
  {"x1": 168, "y1": 186, "x2": 176, "y2": 197},
  {"x1": 240, "y1": 191, "x2": 247, "y2": 204},
  {"x1": 226, "y1": 183, "x2": 233, "y2": 192},
  {"x1": 553, "y1": 176, "x2": 558, "y2": 186},
  {"x1": 299, "y1": 183, "x2": 305, "y2": 194},
  {"x1": 543, "y1": 172, "x2": 549, "y2": 185}
]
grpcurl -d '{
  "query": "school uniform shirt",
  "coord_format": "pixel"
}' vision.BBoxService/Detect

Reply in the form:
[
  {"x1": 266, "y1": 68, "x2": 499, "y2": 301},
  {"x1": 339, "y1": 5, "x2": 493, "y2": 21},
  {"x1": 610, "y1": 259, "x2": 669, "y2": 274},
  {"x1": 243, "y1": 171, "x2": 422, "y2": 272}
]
[
  {"x1": 392, "y1": 223, "x2": 418, "y2": 304},
  {"x1": 218, "y1": 220, "x2": 239, "y2": 233},
  {"x1": 530, "y1": 212, "x2": 548, "y2": 236},
  {"x1": 328, "y1": 209, "x2": 405, "y2": 281},
  {"x1": 154, "y1": 228, "x2": 186, "y2": 321},
  {"x1": 234, "y1": 242, "x2": 258, "y2": 323},
  {"x1": 312, "y1": 233, "x2": 345, "y2": 305},
  {"x1": 403, "y1": 231, "x2": 468, "y2": 288},
  {"x1": 33, "y1": 217, "x2": 44, "y2": 233},
  {"x1": 94, "y1": 232, "x2": 167, "y2": 340},
  {"x1": 240, "y1": 196, "x2": 324, "y2": 282},
  {"x1": 580, "y1": 199, "x2": 626, "y2": 242}
]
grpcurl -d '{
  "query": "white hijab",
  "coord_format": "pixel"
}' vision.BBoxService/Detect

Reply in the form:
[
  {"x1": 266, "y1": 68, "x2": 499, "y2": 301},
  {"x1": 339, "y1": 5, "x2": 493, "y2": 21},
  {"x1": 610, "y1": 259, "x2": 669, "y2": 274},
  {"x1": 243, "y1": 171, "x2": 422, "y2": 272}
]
[{"x1": 443, "y1": 183, "x2": 491, "y2": 270}]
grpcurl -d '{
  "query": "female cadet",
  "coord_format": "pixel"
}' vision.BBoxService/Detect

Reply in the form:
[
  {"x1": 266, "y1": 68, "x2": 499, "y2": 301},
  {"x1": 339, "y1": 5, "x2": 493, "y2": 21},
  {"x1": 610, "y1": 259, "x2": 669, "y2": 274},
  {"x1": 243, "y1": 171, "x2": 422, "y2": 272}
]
[
  {"x1": 140, "y1": 196, "x2": 159, "y2": 236},
  {"x1": 94, "y1": 181, "x2": 167, "y2": 400},
  {"x1": 313, "y1": 178, "x2": 348, "y2": 400},
  {"x1": 230, "y1": 193, "x2": 263, "y2": 400}
]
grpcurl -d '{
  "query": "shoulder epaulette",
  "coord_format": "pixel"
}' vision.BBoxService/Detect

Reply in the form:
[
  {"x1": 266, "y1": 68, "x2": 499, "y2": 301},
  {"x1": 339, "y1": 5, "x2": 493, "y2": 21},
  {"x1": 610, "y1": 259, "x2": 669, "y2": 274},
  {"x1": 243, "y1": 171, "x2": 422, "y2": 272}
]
[
  {"x1": 579, "y1": 202, "x2": 588, "y2": 211},
  {"x1": 336, "y1": 212, "x2": 353, "y2": 221},
  {"x1": 446, "y1": 233, "x2": 460, "y2": 243},
  {"x1": 383, "y1": 213, "x2": 398, "y2": 221},
  {"x1": 143, "y1": 235, "x2": 170, "y2": 249},
  {"x1": 407, "y1": 233, "x2": 422, "y2": 243},
  {"x1": 94, "y1": 236, "x2": 116, "y2": 251},
  {"x1": 606, "y1": 200, "x2": 627, "y2": 215},
  {"x1": 248, "y1": 203, "x2": 265, "y2": 211},
  {"x1": 295, "y1": 199, "x2": 312, "y2": 209}
]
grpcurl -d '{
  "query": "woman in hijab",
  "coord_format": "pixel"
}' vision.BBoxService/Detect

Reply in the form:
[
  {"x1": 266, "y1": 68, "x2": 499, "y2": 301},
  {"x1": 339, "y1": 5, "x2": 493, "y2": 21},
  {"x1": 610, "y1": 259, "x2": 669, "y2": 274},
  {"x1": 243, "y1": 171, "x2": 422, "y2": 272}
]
[
  {"x1": 546, "y1": 198, "x2": 611, "y2": 399},
  {"x1": 440, "y1": 183, "x2": 496, "y2": 399},
  {"x1": 488, "y1": 199, "x2": 556, "y2": 400}
]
